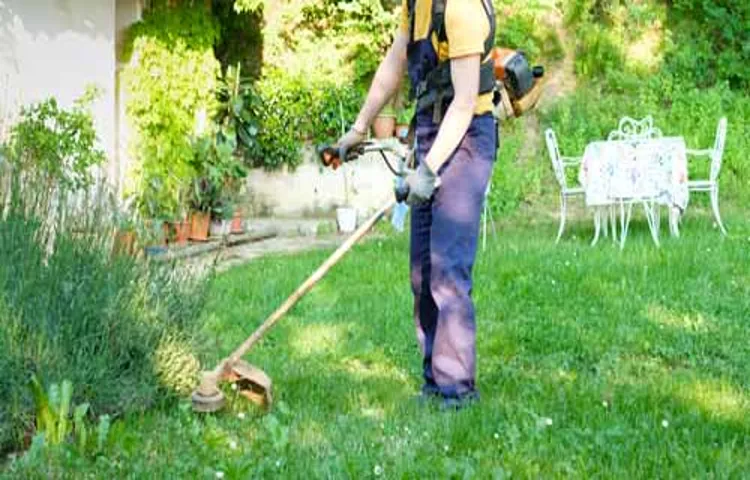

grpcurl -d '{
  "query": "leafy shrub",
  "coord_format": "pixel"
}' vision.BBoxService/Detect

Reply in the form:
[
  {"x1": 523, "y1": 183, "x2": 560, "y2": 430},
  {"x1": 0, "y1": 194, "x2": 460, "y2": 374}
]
[
  {"x1": 0, "y1": 174, "x2": 209, "y2": 453},
  {"x1": 494, "y1": 0, "x2": 565, "y2": 62},
  {"x1": 5, "y1": 91, "x2": 106, "y2": 190},
  {"x1": 488, "y1": 120, "x2": 545, "y2": 215},
  {"x1": 668, "y1": 0, "x2": 750, "y2": 90},
  {"x1": 242, "y1": 69, "x2": 365, "y2": 170},
  {"x1": 122, "y1": 3, "x2": 221, "y2": 218}
]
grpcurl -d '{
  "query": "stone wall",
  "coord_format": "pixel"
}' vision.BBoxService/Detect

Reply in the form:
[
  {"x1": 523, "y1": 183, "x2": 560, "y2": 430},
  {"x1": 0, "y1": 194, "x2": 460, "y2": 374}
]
[{"x1": 245, "y1": 146, "x2": 400, "y2": 219}]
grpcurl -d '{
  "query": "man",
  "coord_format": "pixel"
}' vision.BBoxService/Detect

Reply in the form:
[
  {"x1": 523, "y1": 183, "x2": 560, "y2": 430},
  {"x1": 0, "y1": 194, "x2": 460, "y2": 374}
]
[{"x1": 336, "y1": 0, "x2": 498, "y2": 409}]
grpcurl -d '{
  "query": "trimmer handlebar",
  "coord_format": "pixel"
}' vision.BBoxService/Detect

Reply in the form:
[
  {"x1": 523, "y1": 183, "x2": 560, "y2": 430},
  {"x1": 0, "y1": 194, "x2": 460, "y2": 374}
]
[
  {"x1": 318, "y1": 140, "x2": 409, "y2": 168},
  {"x1": 318, "y1": 139, "x2": 413, "y2": 203}
]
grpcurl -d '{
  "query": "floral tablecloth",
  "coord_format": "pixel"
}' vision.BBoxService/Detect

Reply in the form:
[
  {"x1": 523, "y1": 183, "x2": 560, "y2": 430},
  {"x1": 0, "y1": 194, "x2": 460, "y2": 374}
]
[{"x1": 578, "y1": 137, "x2": 689, "y2": 210}]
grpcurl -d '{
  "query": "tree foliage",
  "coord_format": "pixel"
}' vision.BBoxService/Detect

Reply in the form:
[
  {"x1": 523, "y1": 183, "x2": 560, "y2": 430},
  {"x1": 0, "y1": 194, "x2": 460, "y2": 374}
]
[{"x1": 122, "y1": 3, "x2": 221, "y2": 218}]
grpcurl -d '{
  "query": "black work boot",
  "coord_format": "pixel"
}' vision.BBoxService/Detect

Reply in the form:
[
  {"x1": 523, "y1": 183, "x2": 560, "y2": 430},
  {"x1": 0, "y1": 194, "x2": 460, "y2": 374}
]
[{"x1": 439, "y1": 391, "x2": 480, "y2": 411}]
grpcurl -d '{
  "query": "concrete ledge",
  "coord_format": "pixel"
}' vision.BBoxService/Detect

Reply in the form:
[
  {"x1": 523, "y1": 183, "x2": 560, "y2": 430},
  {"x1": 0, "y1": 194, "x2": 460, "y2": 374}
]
[{"x1": 147, "y1": 227, "x2": 279, "y2": 262}]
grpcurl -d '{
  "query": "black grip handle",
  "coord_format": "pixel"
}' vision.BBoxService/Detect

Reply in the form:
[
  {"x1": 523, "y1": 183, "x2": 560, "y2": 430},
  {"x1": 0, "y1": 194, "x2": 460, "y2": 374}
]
[
  {"x1": 317, "y1": 145, "x2": 345, "y2": 169},
  {"x1": 394, "y1": 182, "x2": 409, "y2": 203}
]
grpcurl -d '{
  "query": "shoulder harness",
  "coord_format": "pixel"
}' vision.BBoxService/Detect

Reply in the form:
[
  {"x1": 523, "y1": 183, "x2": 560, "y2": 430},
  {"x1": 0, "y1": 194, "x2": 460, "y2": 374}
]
[{"x1": 408, "y1": 0, "x2": 497, "y2": 123}]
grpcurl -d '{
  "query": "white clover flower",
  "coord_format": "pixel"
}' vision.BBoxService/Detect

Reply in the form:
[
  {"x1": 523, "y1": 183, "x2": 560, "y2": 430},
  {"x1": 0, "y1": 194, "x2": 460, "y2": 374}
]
[
  {"x1": 602, "y1": 401, "x2": 609, "y2": 408},
  {"x1": 229, "y1": 440, "x2": 238, "y2": 450},
  {"x1": 231, "y1": 383, "x2": 238, "y2": 391},
  {"x1": 237, "y1": 412, "x2": 246, "y2": 420},
  {"x1": 374, "y1": 465, "x2": 383, "y2": 476},
  {"x1": 215, "y1": 472, "x2": 225, "y2": 479},
  {"x1": 662, "y1": 419, "x2": 669, "y2": 428},
  {"x1": 493, "y1": 432, "x2": 500, "y2": 440},
  {"x1": 444, "y1": 445, "x2": 450, "y2": 452}
]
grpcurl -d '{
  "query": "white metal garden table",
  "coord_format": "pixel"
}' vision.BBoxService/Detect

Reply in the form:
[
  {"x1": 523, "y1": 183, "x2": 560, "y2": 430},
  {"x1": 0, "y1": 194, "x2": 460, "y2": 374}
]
[{"x1": 578, "y1": 137, "x2": 690, "y2": 248}]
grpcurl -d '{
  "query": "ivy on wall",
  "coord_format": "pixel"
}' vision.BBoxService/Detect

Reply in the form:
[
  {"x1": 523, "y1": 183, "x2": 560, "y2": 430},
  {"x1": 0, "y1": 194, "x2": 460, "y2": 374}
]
[{"x1": 121, "y1": 3, "x2": 221, "y2": 218}]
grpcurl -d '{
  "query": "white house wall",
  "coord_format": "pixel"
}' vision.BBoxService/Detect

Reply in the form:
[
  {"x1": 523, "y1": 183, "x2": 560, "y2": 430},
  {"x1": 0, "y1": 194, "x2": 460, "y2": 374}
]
[{"x1": 0, "y1": 0, "x2": 116, "y2": 183}]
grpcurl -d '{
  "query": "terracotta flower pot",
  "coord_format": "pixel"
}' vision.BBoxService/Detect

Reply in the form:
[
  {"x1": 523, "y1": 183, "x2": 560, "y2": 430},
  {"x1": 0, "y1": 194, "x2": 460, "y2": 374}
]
[
  {"x1": 231, "y1": 211, "x2": 244, "y2": 234},
  {"x1": 173, "y1": 221, "x2": 190, "y2": 246},
  {"x1": 372, "y1": 115, "x2": 396, "y2": 139},
  {"x1": 113, "y1": 230, "x2": 136, "y2": 256},
  {"x1": 189, "y1": 211, "x2": 211, "y2": 242}
]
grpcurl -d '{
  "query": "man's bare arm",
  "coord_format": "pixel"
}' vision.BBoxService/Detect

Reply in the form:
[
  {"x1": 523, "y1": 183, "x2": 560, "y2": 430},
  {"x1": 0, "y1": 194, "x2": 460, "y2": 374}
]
[{"x1": 351, "y1": 32, "x2": 410, "y2": 133}]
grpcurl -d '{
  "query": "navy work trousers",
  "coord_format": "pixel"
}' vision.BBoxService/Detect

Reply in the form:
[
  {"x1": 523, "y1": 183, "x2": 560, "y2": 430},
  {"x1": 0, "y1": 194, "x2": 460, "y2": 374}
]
[{"x1": 409, "y1": 111, "x2": 497, "y2": 399}]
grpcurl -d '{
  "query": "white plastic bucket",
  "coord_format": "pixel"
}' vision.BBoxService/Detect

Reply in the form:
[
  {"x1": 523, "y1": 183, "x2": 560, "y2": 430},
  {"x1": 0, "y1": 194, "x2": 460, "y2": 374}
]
[{"x1": 336, "y1": 207, "x2": 357, "y2": 233}]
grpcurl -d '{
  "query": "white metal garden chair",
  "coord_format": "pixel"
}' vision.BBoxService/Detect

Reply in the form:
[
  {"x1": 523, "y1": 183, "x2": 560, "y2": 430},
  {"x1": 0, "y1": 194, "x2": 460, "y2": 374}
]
[
  {"x1": 545, "y1": 129, "x2": 584, "y2": 243},
  {"x1": 686, "y1": 117, "x2": 728, "y2": 236},
  {"x1": 606, "y1": 115, "x2": 667, "y2": 247},
  {"x1": 607, "y1": 115, "x2": 663, "y2": 141}
]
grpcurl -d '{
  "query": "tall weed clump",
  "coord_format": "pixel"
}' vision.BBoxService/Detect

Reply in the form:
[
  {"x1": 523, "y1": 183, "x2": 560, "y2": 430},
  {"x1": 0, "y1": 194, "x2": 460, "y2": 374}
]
[{"x1": 0, "y1": 103, "x2": 211, "y2": 453}]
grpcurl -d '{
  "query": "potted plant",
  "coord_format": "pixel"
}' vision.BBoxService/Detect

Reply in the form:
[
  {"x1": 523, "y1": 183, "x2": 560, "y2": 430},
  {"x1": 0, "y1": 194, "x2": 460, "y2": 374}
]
[
  {"x1": 140, "y1": 217, "x2": 167, "y2": 256},
  {"x1": 188, "y1": 177, "x2": 216, "y2": 242},
  {"x1": 113, "y1": 213, "x2": 138, "y2": 256},
  {"x1": 372, "y1": 101, "x2": 396, "y2": 139},
  {"x1": 170, "y1": 184, "x2": 191, "y2": 246},
  {"x1": 230, "y1": 199, "x2": 245, "y2": 234},
  {"x1": 111, "y1": 195, "x2": 138, "y2": 256},
  {"x1": 211, "y1": 196, "x2": 234, "y2": 238}
]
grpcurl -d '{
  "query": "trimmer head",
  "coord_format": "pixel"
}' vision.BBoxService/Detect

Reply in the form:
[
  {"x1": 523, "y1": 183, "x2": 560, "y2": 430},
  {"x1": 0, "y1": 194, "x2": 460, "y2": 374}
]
[{"x1": 191, "y1": 360, "x2": 272, "y2": 413}]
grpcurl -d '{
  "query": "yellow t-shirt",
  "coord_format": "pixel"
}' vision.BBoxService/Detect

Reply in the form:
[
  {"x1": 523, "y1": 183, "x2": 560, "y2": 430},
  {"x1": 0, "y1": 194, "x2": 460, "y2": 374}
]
[{"x1": 399, "y1": 0, "x2": 494, "y2": 115}]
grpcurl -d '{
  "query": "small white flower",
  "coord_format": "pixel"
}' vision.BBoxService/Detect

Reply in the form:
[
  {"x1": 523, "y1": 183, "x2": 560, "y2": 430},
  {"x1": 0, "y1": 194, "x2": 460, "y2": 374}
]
[
  {"x1": 706, "y1": 248, "x2": 712, "y2": 253},
  {"x1": 231, "y1": 383, "x2": 238, "y2": 391},
  {"x1": 276, "y1": 460, "x2": 282, "y2": 468},
  {"x1": 565, "y1": 261, "x2": 570, "y2": 267},
  {"x1": 493, "y1": 432, "x2": 500, "y2": 440},
  {"x1": 229, "y1": 440, "x2": 238, "y2": 450},
  {"x1": 215, "y1": 472, "x2": 225, "y2": 479},
  {"x1": 662, "y1": 419, "x2": 669, "y2": 428},
  {"x1": 374, "y1": 465, "x2": 383, "y2": 476},
  {"x1": 602, "y1": 400, "x2": 609, "y2": 408},
  {"x1": 551, "y1": 279, "x2": 557, "y2": 286},
  {"x1": 544, "y1": 417, "x2": 553, "y2": 426},
  {"x1": 237, "y1": 412, "x2": 246, "y2": 420},
  {"x1": 443, "y1": 445, "x2": 450, "y2": 452}
]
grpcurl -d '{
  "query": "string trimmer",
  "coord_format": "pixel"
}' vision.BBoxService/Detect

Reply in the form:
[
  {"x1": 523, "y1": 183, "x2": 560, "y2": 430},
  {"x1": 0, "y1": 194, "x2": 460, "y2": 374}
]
[{"x1": 191, "y1": 139, "x2": 412, "y2": 413}]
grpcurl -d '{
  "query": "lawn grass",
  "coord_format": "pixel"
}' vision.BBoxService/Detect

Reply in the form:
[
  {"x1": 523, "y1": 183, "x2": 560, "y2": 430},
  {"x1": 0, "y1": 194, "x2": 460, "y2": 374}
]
[{"x1": 4, "y1": 205, "x2": 750, "y2": 478}]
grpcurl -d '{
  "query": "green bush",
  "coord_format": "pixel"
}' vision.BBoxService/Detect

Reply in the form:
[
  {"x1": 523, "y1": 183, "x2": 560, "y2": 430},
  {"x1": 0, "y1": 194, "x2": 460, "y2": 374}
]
[
  {"x1": 668, "y1": 0, "x2": 750, "y2": 90},
  {"x1": 494, "y1": 0, "x2": 565, "y2": 63},
  {"x1": 5, "y1": 91, "x2": 106, "y2": 190},
  {"x1": 488, "y1": 120, "x2": 545, "y2": 215},
  {"x1": 242, "y1": 69, "x2": 365, "y2": 170},
  {"x1": 122, "y1": 3, "x2": 221, "y2": 218},
  {"x1": 0, "y1": 176, "x2": 209, "y2": 453}
]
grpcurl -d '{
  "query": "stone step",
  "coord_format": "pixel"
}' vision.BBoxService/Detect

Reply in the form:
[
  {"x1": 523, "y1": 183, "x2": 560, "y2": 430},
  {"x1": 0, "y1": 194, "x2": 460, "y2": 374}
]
[{"x1": 245, "y1": 217, "x2": 339, "y2": 238}]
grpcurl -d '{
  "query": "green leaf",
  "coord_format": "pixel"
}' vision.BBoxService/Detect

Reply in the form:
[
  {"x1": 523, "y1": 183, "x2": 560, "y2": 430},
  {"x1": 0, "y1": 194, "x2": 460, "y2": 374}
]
[
  {"x1": 29, "y1": 375, "x2": 55, "y2": 439},
  {"x1": 74, "y1": 403, "x2": 90, "y2": 452},
  {"x1": 97, "y1": 414, "x2": 111, "y2": 453}
]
